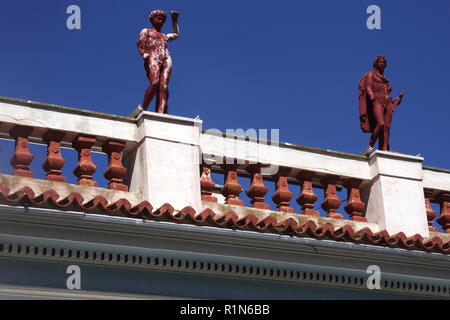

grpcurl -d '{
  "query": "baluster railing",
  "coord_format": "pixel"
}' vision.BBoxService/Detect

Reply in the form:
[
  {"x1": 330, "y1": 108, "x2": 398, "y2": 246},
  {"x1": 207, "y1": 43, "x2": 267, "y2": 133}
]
[
  {"x1": 422, "y1": 167, "x2": 450, "y2": 235},
  {"x1": 203, "y1": 162, "x2": 373, "y2": 223},
  {"x1": 42, "y1": 129, "x2": 66, "y2": 182},
  {"x1": 73, "y1": 135, "x2": 98, "y2": 187},
  {"x1": 102, "y1": 140, "x2": 128, "y2": 191},
  {"x1": 200, "y1": 162, "x2": 217, "y2": 202},
  {"x1": 3, "y1": 98, "x2": 450, "y2": 239},
  {"x1": 344, "y1": 178, "x2": 366, "y2": 221},
  {"x1": 321, "y1": 175, "x2": 344, "y2": 219},
  {"x1": 272, "y1": 166, "x2": 295, "y2": 213},
  {"x1": 221, "y1": 163, "x2": 244, "y2": 206},
  {"x1": 424, "y1": 189, "x2": 438, "y2": 232},
  {"x1": 436, "y1": 193, "x2": 450, "y2": 234},
  {"x1": 9, "y1": 125, "x2": 34, "y2": 178},
  {"x1": 1, "y1": 122, "x2": 137, "y2": 193},
  {"x1": 296, "y1": 170, "x2": 319, "y2": 216},
  {"x1": 246, "y1": 164, "x2": 270, "y2": 210}
]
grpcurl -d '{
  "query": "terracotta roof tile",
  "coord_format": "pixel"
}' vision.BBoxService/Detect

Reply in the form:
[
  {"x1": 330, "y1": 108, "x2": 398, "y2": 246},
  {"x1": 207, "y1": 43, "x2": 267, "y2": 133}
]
[{"x1": 0, "y1": 183, "x2": 448, "y2": 255}]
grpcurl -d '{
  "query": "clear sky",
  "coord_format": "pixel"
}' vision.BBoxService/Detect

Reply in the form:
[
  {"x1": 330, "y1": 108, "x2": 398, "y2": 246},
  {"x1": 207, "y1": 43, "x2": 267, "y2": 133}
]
[{"x1": 0, "y1": 1, "x2": 449, "y2": 221}]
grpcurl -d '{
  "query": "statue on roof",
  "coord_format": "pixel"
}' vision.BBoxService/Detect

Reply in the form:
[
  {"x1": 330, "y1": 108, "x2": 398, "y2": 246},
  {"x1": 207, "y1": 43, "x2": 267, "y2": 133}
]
[
  {"x1": 358, "y1": 55, "x2": 404, "y2": 151},
  {"x1": 137, "y1": 10, "x2": 179, "y2": 113}
]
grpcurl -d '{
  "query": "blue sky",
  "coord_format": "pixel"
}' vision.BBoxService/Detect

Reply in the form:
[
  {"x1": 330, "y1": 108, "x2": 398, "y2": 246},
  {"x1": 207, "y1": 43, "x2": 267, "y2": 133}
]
[{"x1": 0, "y1": 1, "x2": 449, "y2": 221}]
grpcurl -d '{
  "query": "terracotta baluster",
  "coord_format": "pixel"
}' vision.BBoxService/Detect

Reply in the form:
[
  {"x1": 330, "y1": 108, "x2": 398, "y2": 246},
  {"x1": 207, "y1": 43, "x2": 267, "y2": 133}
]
[
  {"x1": 9, "y1": 125, "x2": 34, "y2": 178},
  {"x1": 296, "y1": 171, "x2": 319, "y2": 216},
  {"x1": 246, "y1": 164, "x2": 269, "y2": 210},
  {"x1": 321, "y1": 175, "x2": 344, "y2": 219},
  {"x1": 42, "y1": 130, "x2": 66, "y2": 182},
  {"x1": 344, "y1": 179, "x2": 367, "y2": 221},
  {"x1": 72, "y1": 135, "x2": 97, "y2": 187},
  {"x1": 424, "y1": 189, "x2": 438, "y2": 232},
  {"x1": 221, "y1": 164, "x2": 244, "y2": 206},
  {"x1": 272, "y1": 167, "x2": 295, "y2": 213},
  {"x1": 200, "y1": 163, "x2": 217, "y2": 202},
  {"x1": 102, "y1": 140, "x2": 128, "y2": 191},
  {"x1": 436, "y1": 193, "x2": 450, "y2": 234}
]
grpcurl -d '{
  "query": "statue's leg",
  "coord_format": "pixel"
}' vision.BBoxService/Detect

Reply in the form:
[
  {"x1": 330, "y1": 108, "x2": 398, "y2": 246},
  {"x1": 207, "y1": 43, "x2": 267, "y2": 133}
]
[
  {"x1": 383, "y1": 104, "x2": 394, "y2": 151},
  {"x1": 157, "y1": 57, "x2": 172, "y2": 114},
  {"x1": 378, "y1": 128, "x2": 385, "y2": 151},
  {"x1": 142, "y1": 62, "x2": 161, "y2": 111},
  {"x1": 368, "y1": 101, "x2": 385, "y2": 149},
  {"x1": 154, "y1": 88, "x2": 160, "y2": 113},
  {"x1": 164, "y1": 89, "x2": 169, "y2": 114}
]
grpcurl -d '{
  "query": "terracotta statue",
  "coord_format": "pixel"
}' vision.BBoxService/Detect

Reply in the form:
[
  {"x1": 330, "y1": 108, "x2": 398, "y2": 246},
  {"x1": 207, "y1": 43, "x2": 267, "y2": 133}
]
[
  {"x1": 359, "y1": 56, "x2": 404, "y2": 151},
  {"x1": 137, "y1": 10, "x2": 179, "y2": 113}
]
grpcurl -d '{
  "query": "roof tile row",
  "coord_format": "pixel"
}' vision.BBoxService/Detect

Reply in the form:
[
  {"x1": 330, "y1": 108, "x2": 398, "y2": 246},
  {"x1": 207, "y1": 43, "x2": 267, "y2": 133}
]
[{"x1": 0, "y1": 183, "x2": 448, "y2": 254}]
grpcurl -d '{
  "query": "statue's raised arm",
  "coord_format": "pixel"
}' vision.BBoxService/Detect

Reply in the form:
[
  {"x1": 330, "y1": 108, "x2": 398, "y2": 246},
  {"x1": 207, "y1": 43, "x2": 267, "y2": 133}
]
[{"x1": 167, "y1": 11, "x2": 179, "y2": 42}]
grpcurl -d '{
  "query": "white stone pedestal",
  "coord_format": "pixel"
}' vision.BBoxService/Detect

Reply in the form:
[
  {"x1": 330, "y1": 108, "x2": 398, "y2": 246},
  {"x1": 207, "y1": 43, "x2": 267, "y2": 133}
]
[
  {"x1": 123, "y1": 111, "x2": 202, "y2": 212},
  {"x1": 363, "y1": 151, "x2": 429, "y2": 238}
]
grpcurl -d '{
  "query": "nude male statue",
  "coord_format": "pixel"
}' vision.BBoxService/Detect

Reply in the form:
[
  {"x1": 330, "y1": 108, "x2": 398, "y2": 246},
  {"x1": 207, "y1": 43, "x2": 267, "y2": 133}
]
[
  {"x1": 137, "y1": 10, "x2": 179, "y2": 113},
  {"x1": 359, "y1": 55, "x2": 404, "y2": 151}
]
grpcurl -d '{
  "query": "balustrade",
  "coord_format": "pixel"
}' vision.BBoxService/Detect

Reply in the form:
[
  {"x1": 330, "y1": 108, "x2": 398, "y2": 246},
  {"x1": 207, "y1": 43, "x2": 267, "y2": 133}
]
[
  {"x1": 422, "y1": 167, "x2": 450, "y2": 234},
  {"x1": 200, "y1": 162, "x2": 368, "y2": 223},
  {"x1": 426, "y1": 192, "x2": 450, "y2": 234},
  {"x1": 1, "y1": 126, "x2": 129, "y2": 192},
  {"x1": 1, "y1": 98, "x2": 450, "y2": 238}
]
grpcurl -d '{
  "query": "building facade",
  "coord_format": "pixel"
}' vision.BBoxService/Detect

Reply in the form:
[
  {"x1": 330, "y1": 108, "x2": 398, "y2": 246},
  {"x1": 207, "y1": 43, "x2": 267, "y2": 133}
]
[{"x1": 0, "y1": 96, "x2": 448, "y2": 299}]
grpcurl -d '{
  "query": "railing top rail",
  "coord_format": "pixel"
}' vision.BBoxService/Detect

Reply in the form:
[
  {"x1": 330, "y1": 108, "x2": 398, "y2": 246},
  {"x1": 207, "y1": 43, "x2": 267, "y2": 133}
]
[
  {"x1": 0, "y1": 96, "x2": 136, "y2": 124},
  {"x1": 201, "y1": 128, "x2": 367, "y2": 161},
  {"x1": 423, "y1": 165, "x2": 450, "y2": 175},
  {"x1": 423, "y1": 166, "x2": 450, "y2": 195},
  {"x1": 2, "y1": 96, "x2": 449, "y2": 177},
  {"x1": 0, "y1": 96, "x2": 139, "y2": 151}
]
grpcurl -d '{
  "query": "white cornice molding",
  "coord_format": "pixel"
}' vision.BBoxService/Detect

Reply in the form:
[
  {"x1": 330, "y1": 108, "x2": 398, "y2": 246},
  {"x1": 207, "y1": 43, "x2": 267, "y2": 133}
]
[{"x1": 0, "y1": 204, "x2": 449, "y2": 298}]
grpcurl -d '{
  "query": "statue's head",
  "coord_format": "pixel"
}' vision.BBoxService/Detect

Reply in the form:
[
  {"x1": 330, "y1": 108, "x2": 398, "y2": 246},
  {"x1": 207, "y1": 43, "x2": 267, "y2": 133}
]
[
  {"x1": 373, "y1": 55, "x2": 387, "y2": 71},
  {"x1": 149, "y1": 10, "x2": 167, "y2": 28}
]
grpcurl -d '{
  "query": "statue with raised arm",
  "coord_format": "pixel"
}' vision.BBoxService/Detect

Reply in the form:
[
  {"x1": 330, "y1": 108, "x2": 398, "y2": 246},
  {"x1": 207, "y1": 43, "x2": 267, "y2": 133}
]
[
  {"x1": 137, "y1": 10, "x2": 179, "y2": 113},
  {"x1": 358, "y1": 55, "x2": 404, "y2": 151}
]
